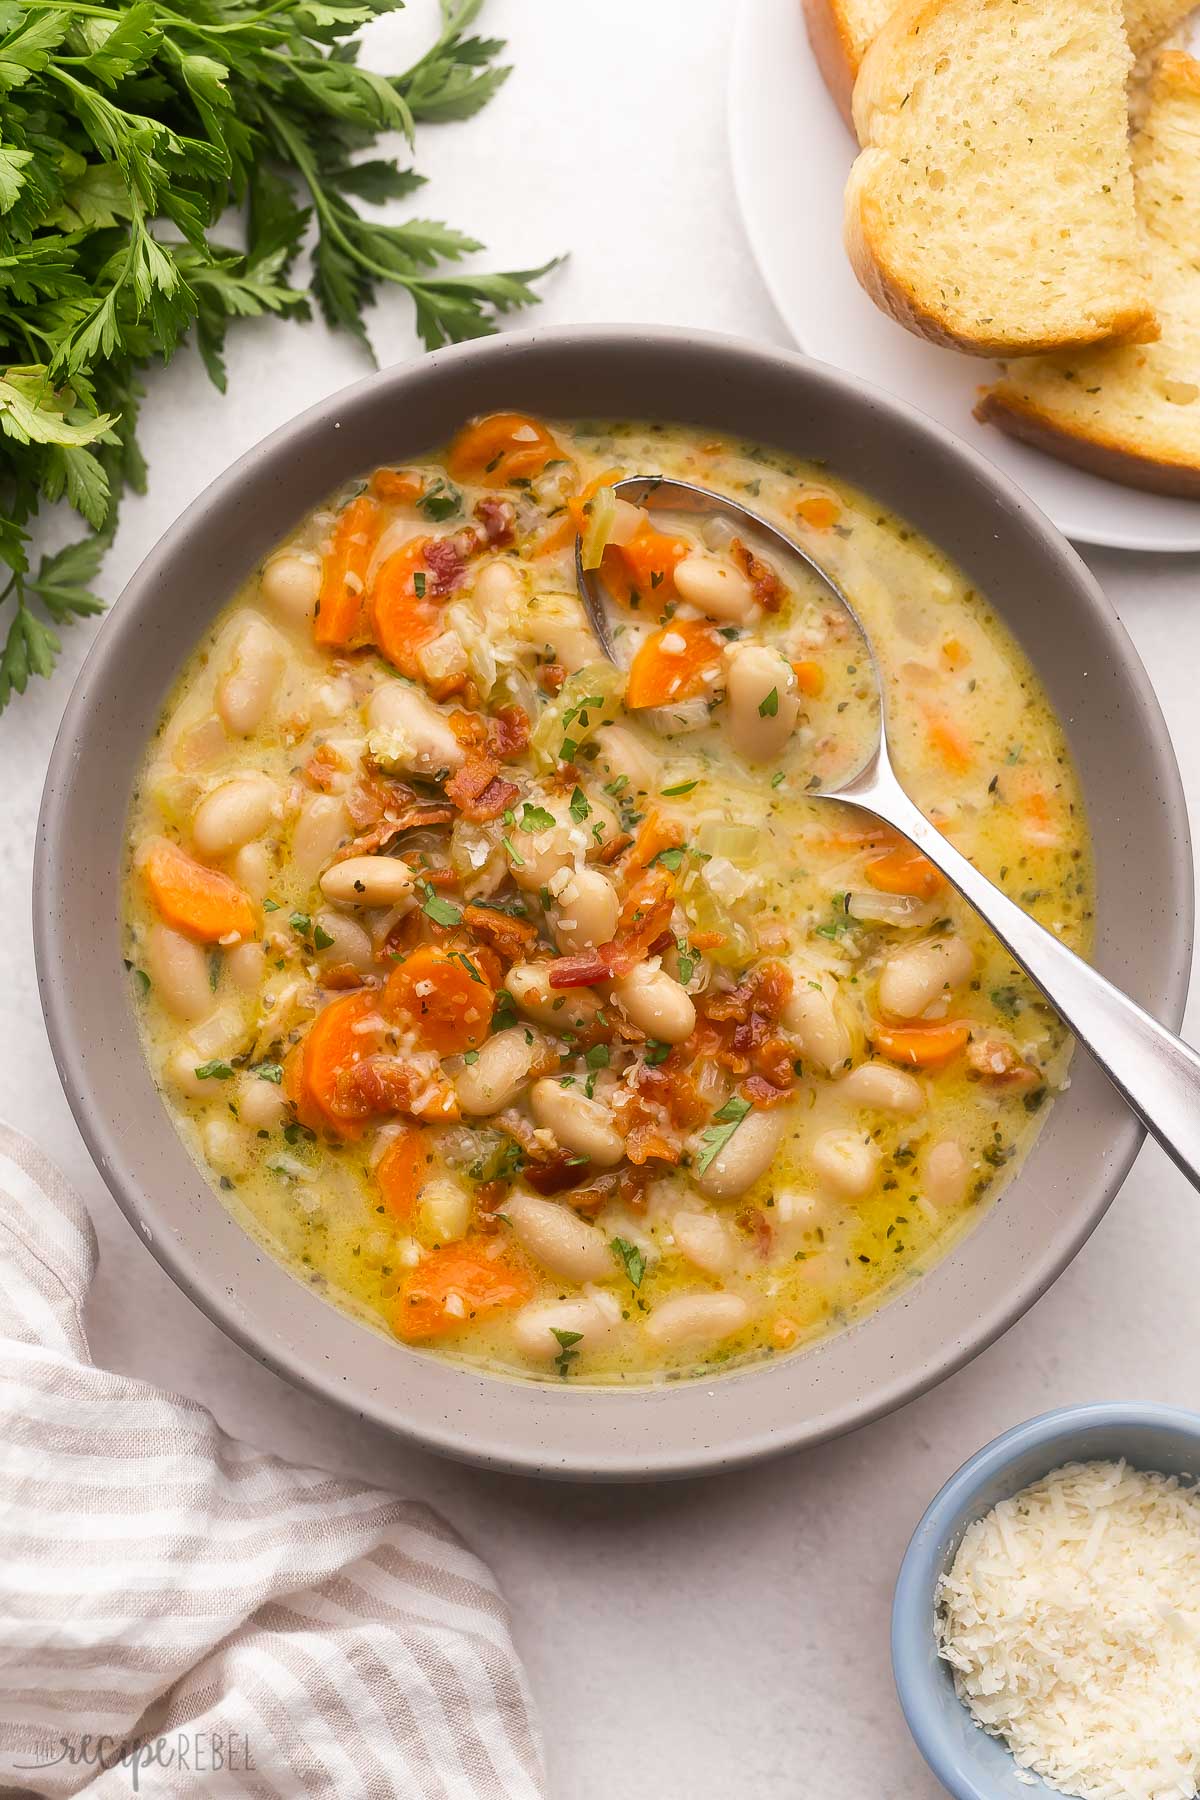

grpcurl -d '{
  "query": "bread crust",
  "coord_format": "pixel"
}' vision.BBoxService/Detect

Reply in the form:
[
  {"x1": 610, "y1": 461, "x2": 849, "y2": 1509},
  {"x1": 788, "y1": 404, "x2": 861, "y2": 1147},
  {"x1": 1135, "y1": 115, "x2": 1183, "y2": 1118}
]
[
  {"x1": 802, "y1": 0, "x2": 861, "y2": 130},
  {"x1": 976, "y1": 386, "x2": 1200, "y2": 497}
]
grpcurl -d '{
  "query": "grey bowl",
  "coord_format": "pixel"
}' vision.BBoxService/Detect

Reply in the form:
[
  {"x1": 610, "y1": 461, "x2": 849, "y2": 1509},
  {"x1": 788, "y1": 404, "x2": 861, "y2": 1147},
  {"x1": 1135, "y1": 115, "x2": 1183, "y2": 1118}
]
[{"x1": 33, "y1": 325, "x2": 1193, "y2": 1480}]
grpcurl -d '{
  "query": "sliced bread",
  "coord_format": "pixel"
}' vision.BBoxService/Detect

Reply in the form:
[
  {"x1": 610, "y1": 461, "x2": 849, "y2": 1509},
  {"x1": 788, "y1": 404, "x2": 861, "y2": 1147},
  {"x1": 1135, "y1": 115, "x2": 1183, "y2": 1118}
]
[
  {"x1": 844, "y1": 0, "x2": 1159, "y2": 356},
  {"x1": 805, "y1": 0, "x2": 1198, "y2": 134},
  {"x1": 977, "y1": 50, "x2": 1200, "y2": 497}
]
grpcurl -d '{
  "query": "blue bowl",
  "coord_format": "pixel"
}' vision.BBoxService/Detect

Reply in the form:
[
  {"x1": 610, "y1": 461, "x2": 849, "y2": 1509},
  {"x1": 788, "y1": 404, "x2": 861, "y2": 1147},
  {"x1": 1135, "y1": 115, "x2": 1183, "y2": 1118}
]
[{"x1": 892, "y1": 1402, "x2": 1200, "y2": 1799}]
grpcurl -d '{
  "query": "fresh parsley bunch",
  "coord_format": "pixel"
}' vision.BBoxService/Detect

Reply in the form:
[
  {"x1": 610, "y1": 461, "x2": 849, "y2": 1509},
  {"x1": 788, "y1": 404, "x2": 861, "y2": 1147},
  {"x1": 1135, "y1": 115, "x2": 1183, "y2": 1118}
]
[{"x1": 0, "y1": 0, "x2": 557, "y2": 711}]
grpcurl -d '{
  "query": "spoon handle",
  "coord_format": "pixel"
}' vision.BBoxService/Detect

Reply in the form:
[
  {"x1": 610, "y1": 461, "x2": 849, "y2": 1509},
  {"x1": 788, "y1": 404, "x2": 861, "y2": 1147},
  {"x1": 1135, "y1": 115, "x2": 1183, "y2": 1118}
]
[{"x1": 855, "y1": 777, "x2": 1200, "y2": 1191}]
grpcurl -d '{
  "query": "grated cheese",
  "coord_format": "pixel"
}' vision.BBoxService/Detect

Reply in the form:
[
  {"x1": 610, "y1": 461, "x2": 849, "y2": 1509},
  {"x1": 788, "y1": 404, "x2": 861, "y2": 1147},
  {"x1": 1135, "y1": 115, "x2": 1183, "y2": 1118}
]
[{"x1": 937, "y1": 1459, "x2": 1200, "y2": 1800}]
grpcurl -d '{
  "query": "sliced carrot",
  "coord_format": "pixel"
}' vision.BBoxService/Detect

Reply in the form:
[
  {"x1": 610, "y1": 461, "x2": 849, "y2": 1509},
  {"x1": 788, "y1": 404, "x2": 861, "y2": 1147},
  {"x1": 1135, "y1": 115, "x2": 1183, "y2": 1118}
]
[
  {"x1": 447, "y1": 412, "x2": 562, "y2": 487},
  {"x1": 865, "y1": 844, "x2": 946, "y2": 901},
  {"x1": 142, "y1": 839, "x2": 255, "y2": 943},
  {"x1": 870, "y1": 1018, "x2": 970, "y2": 1069},
  {"x1": 625, "y1": 808, "x2": 686, "y2": 872},
  {"x1": 563, "y1": 466, "x2": 625, "y2": 538},
  {"x1": 393, "y1": 1237, "x2": 533, "y2": 1342},
  {"x1": 792, "y1": 659, "x2": 825, "y2": 697},
  {"x1": 625, "y1": 620, "x2": 723, "y2": 709},
  {"x1": 383, "y1": 944, "x2": 495, "y2": 1055},
  {"x1": 292, "y1": 991, "x2": 381, "y2": 1138},
  {"x1": 370, "y1": 536, "x2": 441, "y2": 679},
  {"x1": 533, "y1": 512, "x2": 577, "y2": 558},
  {"x1": 315, "y1": 494, "x2": 380, "y2": 649},
  {"x1": 924, "y1": 711, "x2": 973, "y2": 774},
  {"x1": 601, "y1": 523, "x2": 690, "y2": 609},
  {"x1": 376, "y1": 1127, "x2": 430, "y2": 1220},
  {"x1": 796, "y1": 492, "x2": 840, "y2": 529},
  {"x1": 370, "y1": 468, "x2": 424, "y2": 504}
]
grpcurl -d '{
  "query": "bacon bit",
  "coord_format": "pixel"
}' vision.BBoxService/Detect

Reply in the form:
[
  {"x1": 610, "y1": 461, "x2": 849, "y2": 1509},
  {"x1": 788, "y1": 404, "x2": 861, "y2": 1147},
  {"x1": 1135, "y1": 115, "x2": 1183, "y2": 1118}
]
[
  {"x1": 339, "y1": 1056, "x2": 460, "y2": 1122},
  {"x1": 538, "y1": 662, "x2": 567, "y2": 695},
  {"x1": 689, "y1": 929, "x2": 727, "y2": 952},
  {"x1": 570, "y1": 1166, "x2": 651, "y2": 1215},
  {"x1": 333, "y1": 799, "x2": 455, "y2": 863},
  {"x1": 966, "y1": 1037, "x2": 1042, "y2": 1091},
  {"x1": 549, "y1": 949, "x2": 612, "y2": 990},
  {"x1": 610, "y1": 868, "x2": 676, "y2": 974},
  {"x1": 622, "y1": 1127, "x2": 682, "y2": 1167},
  {"x1": 423, "y1": 530, "x2": 485, "y2": 596},
  {"x1": 737, "y1": 1206, "x2": 774, "y2": 1256},
  {"x1": 321, "y1": 963, "x2": 368, "y2": 991},
  {"x1": 493, "y1": 1107, "x2": 587, "y2": 1195},
  {"x1": 628, "y1": 1061, "x2": 709, "y2": 1130},
  {"x1": 474, "y1": 496, "x2": 516, "y2": 546},
  {"x1": 730, "y1": 536, "x2": 785, "y2": 611},
  {"x1": 594, "y1": 830, "x2": 633, "y2": 866},
  {"x1": 488, "y1": 703, "x2": 531, "y2": 760},
  {"x1": 445, "y1": 757, "x2": 519, "y2": 823},
  {"x1": 742, "y1": 1072, "x2": 795, "y2": 1108},
  {"x1": 304, "y1": 744, "x2": 347, "y2": 792},
  {"x1": 462, "y1": 903, "x2": 538, "y2": 966}
]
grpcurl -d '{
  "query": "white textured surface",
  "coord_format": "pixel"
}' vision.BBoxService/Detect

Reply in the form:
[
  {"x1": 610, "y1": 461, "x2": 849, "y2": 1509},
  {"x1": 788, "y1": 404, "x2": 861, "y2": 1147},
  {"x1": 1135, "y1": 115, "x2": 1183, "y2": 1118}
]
[{"x1": 3, "y1": 3, "x2": 1199, "y2": 1795}]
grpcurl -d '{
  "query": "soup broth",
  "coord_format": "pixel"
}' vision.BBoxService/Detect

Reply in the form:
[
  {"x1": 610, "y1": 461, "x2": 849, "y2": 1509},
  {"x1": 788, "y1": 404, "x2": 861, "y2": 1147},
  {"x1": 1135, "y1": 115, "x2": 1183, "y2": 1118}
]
[{"x1": 123, "y1": 415, "x2": 1091, "y2": 1383}]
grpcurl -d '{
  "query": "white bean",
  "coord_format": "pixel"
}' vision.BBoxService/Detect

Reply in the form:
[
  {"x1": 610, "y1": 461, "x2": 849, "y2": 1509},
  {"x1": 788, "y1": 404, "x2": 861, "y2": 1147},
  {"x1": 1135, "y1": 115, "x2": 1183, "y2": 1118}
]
[
  {"x1": 674, "y1": 553, "x2": 757, "y2": 623},
  {"x1": 419, "y1": 1178, "x2": 472, "y2": 1244},
  {"x1": 314, "y1": 909, "x2": 375, "y2": 973},
  {"x1": 320, "y1": 855, "x2": 415, "y2": 908},
  {"x1": 672, "y1": 1211, "x2": 738, "y2": 1276},
  {"x1": 259, "y1": 552, "x2": 321, "y2": 625},
  {"x1": 552, "y1": 867, "x2": 619, "y2": 953},
  {"x1": 810, "y1": 1129, "x2": 881, "y2": 1198},
  {"x1": 470, "y1": 557, "x2": 523, "y2": 622},
  {"x1": 145, "y1": 923, "x2": 213, "y2": 1022},
  {"x1": 292, "y1": 795, "x2": 349, "y2": 882},
  {"x1": 645, "y1": 1292, "x2": 751, "y2": 1350},
  {"x1": 695, "y1": 1106, "x2": 787, "y2": 1200},
  {"x1": 453, "y1": 1028, "x2": 545, "y2": 1117},
  {"x1": 512, "y1": 1295, "x2": 617, "y2": 1363},
  {"x1": 530, "y1": 1077, "x2": 625, "y2": 1167},
  {"x1": 202, "y1": 1117, "x2": 246, "y2": 1176},
  {"x1": 232, "y1": 840, "x2": 272, "y2": 901},
  {"x1": 925, "y1": 1139, "x2": 970, "y2": 1209},
  {"x1": 506, "y1": 962, "x2": 604, "y2": 1031},
  {"x1": 238, "y1": 1073, "x2": 287, "y2": 1130},
  {"x1": 589, "y1": 723, "x2": 658, "y2": 796},
  {"x1": 503, "y1": 1190, "x2": 613, "y2": 1282},
  {"x1": 227, "y1": 941, "x2": 265, "y2": 993},
  {"x1": 510, "y1": 793, "x2": 620, "y2": 893},
  {"x1": 837, "y1": 1061, "x2": 926, "y2": 1117},
  {"x1": 611, "y1": 963, "x2": 696, "y2": 1045},
  {"x1": 722, "y1": 643, "x2": 800, "y2": 763},
  {"x1": 878, "y1": 935, "x2": 973, "y2": 1021},
  {"x1": 782, "y1": 972, "x2": 856, "y2": 1074},
  {"x1": 192, "y1": 774, "x2": 279, "y2": 858},
  {"x1": 366, "y1": 681, "x2": 465, "y2": 779},
  {"x1": 216, "y1": 616, "x2": 285, "y2": 735}
]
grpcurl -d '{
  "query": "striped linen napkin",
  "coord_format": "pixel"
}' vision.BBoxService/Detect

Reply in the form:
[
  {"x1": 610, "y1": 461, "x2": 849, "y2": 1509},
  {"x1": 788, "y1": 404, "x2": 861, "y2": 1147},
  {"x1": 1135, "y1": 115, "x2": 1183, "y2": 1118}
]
[{"x1": 0, "y1": 1125, "x2": 546, "y2": 1799}]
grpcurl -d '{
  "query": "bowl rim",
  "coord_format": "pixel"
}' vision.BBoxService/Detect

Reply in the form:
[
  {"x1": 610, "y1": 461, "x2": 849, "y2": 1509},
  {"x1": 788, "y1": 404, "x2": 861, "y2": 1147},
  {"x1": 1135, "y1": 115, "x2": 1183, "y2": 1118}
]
[
  {"x1": 33, "y1": 322, "x2": 1195, "y2": 1480},
  {"x1": 891, "y1": 1399, "x2": 1200, "y2": 1798}
]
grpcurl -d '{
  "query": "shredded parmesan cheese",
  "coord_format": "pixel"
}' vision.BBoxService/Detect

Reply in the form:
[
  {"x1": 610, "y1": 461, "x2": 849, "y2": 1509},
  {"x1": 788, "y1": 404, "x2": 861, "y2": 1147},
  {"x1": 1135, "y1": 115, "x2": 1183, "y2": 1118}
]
[{"x1": 937, "y1": 1460, "x2": 1200, "y2": 1800}]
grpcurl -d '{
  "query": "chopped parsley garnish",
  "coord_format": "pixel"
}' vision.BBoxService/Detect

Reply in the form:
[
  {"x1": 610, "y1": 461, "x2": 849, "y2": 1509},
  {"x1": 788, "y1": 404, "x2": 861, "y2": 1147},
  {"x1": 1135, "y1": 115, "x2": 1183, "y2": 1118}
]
[
  {"x1": 569, "y1": 786, "x2": 590, "y2": 824},
  {"x1": 990, "y1": 986, "x2": 1022, "y2": 1017},
  {"x1": 651, "y1": 845, "x2": 686, "y2": 872},
  {"x1": 585, "y1": 1044, "x2": 610, "y2": 1070},
  {"x1": 695, "y1": 1095, "x2": 752, "y2": 1175},
  {"x1": 420, "y1": 479, "x2": 462, "y2": 522},
  {"x1": 450, "y1": 951, "x2": 484, "y2": 984},
  {"x1": 421, "y1": 884, "x2": 462, "y2": 928},
  {"x1": 131, "y1": 967, "x2": 151, "y2": 998},
  {"x1": 194, "y1": 1060, "x2": 234, "y2": 1082},
  {"x1": 521, "y1": 802, "x2": 556, "y2": 833},
  {"x1": 758, "y1": 687, "x2": 779, "y2": 718},
  {"x1": 254, "y1": 1063, "x2": 284, "y2": 1084},
  {"x1": 502, "y1": 836, "x2": 526, "y2": 867},
  {"x1": 552, "y1": 1328, "x2": 583, "y2": 1378},
  {"x1": 660, "y1": 780, "x2": 697, "y2": 797},
  {"x1": 413, "y1": 571, "x2": 427, "y2": 598},
  {"x1": 313, "y1": 923, "x2": 335, "y2": 951},
  {"x1": 674, "y1": 939, "x2": 694, "y2": 986},
  {"x1": 611, "y1": 1237, "x2": 646, "y2": 1287},
  {"x1": 771, "y1": 770, "x2": 786, "y2": 789},
  {"x1": 289, "y1": 911, "x2": 311, "y2": 937},
  {"x1": 644, "y1": 1039, "x2": 671, "y2": 1065},
  {"x1": 492, "y1": 988, "x2": 518, "y2": 1032}
]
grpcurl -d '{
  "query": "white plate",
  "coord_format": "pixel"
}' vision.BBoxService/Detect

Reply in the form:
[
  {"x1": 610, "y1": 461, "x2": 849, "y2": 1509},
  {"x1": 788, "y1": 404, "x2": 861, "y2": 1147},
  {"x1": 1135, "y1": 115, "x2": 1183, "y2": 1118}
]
[{"x1": 728, "y1": 0, "x2": 1200, "y2": 552}]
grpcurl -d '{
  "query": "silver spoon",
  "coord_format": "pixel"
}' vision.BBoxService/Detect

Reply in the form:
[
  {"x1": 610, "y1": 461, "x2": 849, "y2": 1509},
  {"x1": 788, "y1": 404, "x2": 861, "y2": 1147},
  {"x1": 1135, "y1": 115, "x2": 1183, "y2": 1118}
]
[{"x1": 577, "y1": 475, "x2": 1200, "y2": 1190}]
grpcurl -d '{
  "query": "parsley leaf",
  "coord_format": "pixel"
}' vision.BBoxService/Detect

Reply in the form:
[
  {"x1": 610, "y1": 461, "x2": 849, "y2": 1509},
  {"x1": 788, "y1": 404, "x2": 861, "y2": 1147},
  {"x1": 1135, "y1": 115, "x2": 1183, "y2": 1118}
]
[
  {"x1": 194, "y1": 1059, "x2": 234, "y2": 1081},
  {"x1": 695, "y1": 1095, "x2": 752, "y2": 1175},
  {"x1": 569, "y1": 785, "x2": 590, "y2": 824},
  {"x1": 758, "y1": 686, "x2": 779, "y2": 718},
  {"x1": 611, "y1": 1236, "x2": 645, "y2": 1287},
  {"x1": 552, "y1": 1327, "x2": 583, "y2": 1378},
  {"x1": 421, "y1": 883, "x2": 462, "y2": 928},
  {"x1": 520, "y1": 802, "x2": 556, "y2": 833}
]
